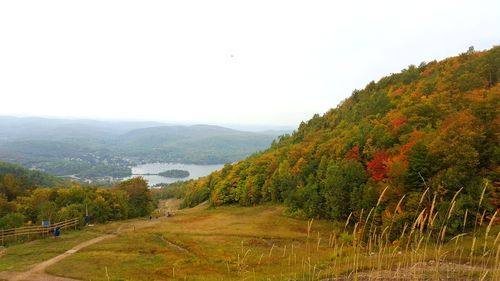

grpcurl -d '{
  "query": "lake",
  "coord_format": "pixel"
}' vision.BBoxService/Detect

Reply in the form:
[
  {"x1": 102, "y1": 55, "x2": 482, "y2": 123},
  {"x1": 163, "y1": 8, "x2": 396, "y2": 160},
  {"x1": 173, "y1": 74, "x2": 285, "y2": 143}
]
[{"x1": 127, "y1": 162, "x2": 224, "y2": 187}]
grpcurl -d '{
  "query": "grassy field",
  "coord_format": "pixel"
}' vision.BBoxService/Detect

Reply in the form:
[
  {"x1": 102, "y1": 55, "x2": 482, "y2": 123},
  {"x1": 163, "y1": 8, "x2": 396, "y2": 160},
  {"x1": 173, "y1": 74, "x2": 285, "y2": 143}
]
[
  {"x1": 0, "y1": 230, "x2": 100, "y2": 272},
  {"x1": 45, "y1": 204, "x2": 336, "y2": 280},
  {"x1": 0, "y1": 219, "x2": 148, "y2": 273},
  {"x1": 1, "y1": 200, "x2": 498, "y2": 280},
  {"x1": 39, "y1": 203, "x2": 498, "y2": 281}
]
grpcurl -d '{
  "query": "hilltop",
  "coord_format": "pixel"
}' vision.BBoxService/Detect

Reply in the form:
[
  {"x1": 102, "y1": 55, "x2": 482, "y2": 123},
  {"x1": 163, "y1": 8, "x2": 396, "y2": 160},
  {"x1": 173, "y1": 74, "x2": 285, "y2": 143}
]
[{"x1": 180, "y1": 46, "x2": 499, "y2": 235}]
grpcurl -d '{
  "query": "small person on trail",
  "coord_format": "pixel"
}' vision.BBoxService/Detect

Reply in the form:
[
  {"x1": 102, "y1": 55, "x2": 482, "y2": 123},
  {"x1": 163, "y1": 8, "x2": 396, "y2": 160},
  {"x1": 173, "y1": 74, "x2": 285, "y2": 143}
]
[{"x1": 54, "y1": 226, "x2": 61, "y2": 238}]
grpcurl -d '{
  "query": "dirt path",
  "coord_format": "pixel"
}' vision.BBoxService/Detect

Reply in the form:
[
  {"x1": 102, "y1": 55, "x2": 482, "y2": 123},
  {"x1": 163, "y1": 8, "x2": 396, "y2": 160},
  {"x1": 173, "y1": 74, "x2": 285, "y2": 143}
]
[
  {"x1": 159, "y1": 234, "x2": 190, "y2": 253},
  {"x1": 0, "y1": 219, "x2": 162, "y2": 281},
  {"x1": 4, "y1": 235, "x2": 115, "y2": 281}
]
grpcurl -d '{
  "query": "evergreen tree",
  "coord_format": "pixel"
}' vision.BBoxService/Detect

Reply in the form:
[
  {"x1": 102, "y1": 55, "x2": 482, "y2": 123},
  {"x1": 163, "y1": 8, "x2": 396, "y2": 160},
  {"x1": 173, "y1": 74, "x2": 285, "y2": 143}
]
[
  {"x1": 322, "y1": 160, "x2": 367, "y2": 219},
  {"x1": 405, "y1": 143, "x2": 430, "y2": 191}
]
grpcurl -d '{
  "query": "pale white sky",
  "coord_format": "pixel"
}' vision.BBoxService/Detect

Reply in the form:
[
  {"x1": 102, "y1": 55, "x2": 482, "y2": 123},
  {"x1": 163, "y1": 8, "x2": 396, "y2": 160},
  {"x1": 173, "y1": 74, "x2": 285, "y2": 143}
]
[{"x1": 0, "y1": 1, "x2": 498, "y2": 127}]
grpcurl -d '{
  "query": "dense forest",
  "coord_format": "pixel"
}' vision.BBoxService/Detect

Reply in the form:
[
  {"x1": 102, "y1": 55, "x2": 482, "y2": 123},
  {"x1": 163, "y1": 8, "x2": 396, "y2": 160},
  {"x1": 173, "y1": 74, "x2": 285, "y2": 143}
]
[
  {"x1": 179, "y1": 47, "x2": 499, "y2": 237},
  {"x1": 0, "y1": 162, "x2": 152, "y2": 229}
]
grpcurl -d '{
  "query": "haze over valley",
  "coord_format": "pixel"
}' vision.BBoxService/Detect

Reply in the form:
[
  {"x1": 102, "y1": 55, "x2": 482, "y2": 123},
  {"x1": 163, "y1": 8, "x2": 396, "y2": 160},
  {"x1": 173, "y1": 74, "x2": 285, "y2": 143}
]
[{"x1": 0, "y1": 116, "x2": 284, "y2": 184}]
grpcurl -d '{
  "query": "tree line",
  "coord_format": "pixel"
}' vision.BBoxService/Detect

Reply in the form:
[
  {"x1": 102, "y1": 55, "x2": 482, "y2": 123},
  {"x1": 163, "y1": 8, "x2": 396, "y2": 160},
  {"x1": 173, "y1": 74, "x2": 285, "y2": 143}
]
[{"x1": 0, "y1": 163, "x2": 152, "y2": 229}]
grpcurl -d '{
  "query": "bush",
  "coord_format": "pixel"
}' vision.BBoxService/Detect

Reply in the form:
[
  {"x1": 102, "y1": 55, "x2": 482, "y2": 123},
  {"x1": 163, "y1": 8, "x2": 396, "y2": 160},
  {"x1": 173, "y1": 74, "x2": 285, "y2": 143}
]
[{"x1": 0, "y1": 213, "x2": 25, "y2": 229}]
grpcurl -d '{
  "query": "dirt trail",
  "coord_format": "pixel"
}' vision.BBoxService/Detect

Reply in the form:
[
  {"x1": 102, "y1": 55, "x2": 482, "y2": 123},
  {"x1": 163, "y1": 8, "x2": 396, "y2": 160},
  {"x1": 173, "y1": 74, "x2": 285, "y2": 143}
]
[
  {"x1": 0, "y1": 219, "x2": 162, "y2": 281},
  {"x1": 159, "y1": 234, "x2": 190, "y2": 253},
  {"x1": 5, "y1": 235, "x2": 114, "y2": 281}
]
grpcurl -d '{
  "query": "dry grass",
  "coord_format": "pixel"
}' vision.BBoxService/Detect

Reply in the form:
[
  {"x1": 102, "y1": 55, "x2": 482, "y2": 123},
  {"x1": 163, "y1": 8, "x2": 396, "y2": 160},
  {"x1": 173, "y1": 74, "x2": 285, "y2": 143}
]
[
  {"x1": 1, "y1": 189, "x2": 498, "y2": 280},
  {"x1": 43, "y1": 200, "x2": 498, "y2": 281}
]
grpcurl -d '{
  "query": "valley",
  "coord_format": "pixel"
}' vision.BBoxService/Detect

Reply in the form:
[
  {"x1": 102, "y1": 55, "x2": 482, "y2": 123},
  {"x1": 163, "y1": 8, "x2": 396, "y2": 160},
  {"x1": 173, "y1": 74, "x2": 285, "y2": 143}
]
[{"x1": 0, "y1": 119, "x2": 283, "y2": 184}]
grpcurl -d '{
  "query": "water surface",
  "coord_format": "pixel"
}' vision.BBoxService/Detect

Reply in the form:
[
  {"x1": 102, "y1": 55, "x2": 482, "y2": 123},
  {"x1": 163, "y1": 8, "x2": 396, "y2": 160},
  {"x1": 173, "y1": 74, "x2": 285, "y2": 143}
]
[{"x1": 127, "y1": 162, "x2": 223, "y2": 187}]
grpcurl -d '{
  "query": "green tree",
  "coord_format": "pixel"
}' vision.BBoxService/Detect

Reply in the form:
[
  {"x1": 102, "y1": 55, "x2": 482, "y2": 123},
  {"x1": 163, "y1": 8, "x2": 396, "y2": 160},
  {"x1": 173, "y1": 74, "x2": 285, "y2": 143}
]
[
  {"x1": 0, "y1": 194, "x2": 16, "y2": 217},
  {"x1": 0, "y1": 213, "x2": 25, "y2": 229},
  {"x1": 117, "y1": 177, "x2": 152, "y2": 218},
  {"x1": 405, "y1": 143, "x2": 431, "y2": 191},
  {"x1": 270, "y1": 160, "x2": 294, "y2": 202},
  {"x1": 322, "y1": 159, "x2": 367, "y2": 220},
  {"x1": 0, "y1": 174, "x2": 23, "y2": 201}
]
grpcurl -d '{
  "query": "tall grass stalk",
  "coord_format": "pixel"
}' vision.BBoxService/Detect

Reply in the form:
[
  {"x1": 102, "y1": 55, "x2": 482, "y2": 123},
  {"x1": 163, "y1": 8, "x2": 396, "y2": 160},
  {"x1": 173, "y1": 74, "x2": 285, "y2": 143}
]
[{"x1": 225, "y1": 183, "x2": 496, "y2": 281}]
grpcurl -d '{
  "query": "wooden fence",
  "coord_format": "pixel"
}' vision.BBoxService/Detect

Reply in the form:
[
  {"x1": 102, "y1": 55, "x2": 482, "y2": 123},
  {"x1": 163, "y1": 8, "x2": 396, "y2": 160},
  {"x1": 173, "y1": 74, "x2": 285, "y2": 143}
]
[{"x1": 1, "y1": 218, "x2": 79, "y2": 245}]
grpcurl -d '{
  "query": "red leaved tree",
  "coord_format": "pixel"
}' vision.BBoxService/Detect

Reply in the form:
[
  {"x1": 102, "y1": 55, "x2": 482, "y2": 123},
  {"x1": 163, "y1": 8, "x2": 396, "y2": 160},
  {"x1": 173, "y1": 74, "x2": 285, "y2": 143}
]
[{"x1": 368, "y1": 150, "x2": 389, "y2": 181}]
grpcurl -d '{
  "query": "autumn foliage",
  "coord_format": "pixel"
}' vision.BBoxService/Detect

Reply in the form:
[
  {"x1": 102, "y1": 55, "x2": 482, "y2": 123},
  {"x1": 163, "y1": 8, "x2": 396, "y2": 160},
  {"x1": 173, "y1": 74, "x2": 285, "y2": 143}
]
[
  {"x1": 367, "y1": 151, "x2": 389, "y2": 181},
  {"x1": 177, "y1": 46, "x2": 499, "y2": 233}
]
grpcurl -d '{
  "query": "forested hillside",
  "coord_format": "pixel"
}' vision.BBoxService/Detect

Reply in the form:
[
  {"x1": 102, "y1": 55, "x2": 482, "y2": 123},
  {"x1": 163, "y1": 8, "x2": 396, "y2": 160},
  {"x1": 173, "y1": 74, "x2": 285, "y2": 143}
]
[
  {"x1": 181, "y1": 47, "x2": 499, "y2": 235},
  {"x1": 0, "y1": 162, "x2": 65, "y2": 200},
  {"x1": 117, "y1": 124, "x2": 279, "y2": 164}
]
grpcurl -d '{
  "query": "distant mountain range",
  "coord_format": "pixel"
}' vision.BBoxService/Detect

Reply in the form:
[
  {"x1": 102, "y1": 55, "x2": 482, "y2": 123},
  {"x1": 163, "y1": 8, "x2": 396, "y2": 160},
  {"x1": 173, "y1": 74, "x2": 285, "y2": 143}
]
[
  {"x1": 0, "y1": 117, "x2": 289, "y2": 181},
  {"x1": 0, "y1": 116, "x2": 165, "y2": 141}
]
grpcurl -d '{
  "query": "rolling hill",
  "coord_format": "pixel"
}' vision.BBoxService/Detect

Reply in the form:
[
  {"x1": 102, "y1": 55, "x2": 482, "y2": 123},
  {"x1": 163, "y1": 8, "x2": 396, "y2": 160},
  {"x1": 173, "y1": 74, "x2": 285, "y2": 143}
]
[
  {"x1": 118, "y1": 125, "x2": 279, "y2": 164},
  {"x1": 0, "y1": 161, "x2": 65, "y2": 201},
  {"x1": 180, "y1": 46, "x2": 499, "y2": 237},
  {"x1": 0, "y1": 118, "x2": 283, "y2": 180}
]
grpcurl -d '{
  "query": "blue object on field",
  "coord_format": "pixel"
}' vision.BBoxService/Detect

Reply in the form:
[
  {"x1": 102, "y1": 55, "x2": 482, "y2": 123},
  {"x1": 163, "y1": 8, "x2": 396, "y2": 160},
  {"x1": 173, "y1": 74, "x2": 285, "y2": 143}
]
[
  {"x1": 54, "y1": 226, "x2": 60, "y2": 237},
  {"x1": 42, "y1": 220, "x2": 50, "y2": 227}
]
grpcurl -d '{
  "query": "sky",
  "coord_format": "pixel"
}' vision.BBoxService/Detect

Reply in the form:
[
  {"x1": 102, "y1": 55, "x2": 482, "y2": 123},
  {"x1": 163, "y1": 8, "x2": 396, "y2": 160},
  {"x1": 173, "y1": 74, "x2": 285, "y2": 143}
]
[{"x1": 0, "y1": 0, "x2": 499, "y2": 128}]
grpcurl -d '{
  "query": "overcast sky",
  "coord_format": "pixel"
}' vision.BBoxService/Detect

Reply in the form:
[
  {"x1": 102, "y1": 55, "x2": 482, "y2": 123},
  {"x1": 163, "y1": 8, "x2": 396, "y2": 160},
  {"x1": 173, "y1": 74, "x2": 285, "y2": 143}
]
[{"x1": 0, "y1": 1, "x2": 498, "y2": 128}]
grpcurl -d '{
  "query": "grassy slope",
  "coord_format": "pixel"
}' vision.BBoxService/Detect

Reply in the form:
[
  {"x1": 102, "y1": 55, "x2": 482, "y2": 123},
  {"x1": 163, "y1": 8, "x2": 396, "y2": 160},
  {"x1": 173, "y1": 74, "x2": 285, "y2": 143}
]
[
  {"x1": 46, "y1": 205, "x2": 331, "y2": 280},
  {"x1": 0, "y1": 220, "x2": 142, "y2": 272},
  {"x1": 0, "y1": 230, "x2": 100, "y2": 272},
  {"x1": 0, "y1": 231, "x2": 98, "y2": 271},
  {"x1": 37, "y1": 205, "x2": 498, "y2": 281}
]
